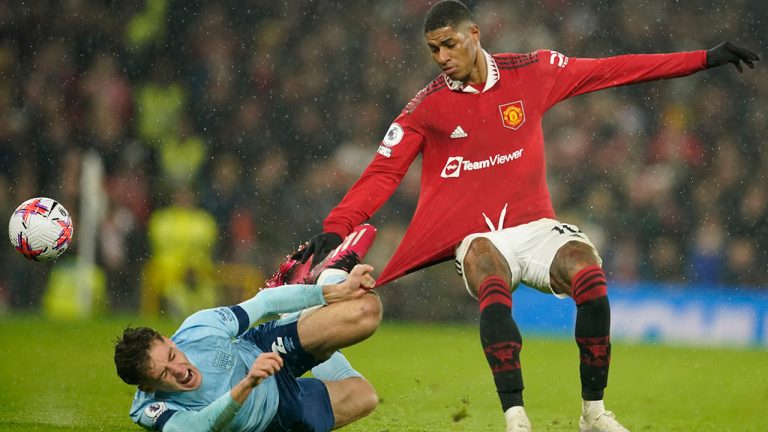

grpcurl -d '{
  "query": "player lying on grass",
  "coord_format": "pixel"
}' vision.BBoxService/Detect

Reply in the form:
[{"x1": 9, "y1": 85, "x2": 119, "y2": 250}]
[{"x1": 114, "y1": 225, "x2": 380, "y2": 432}]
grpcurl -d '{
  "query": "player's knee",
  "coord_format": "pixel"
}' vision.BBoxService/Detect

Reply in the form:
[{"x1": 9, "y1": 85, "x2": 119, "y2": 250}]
[
  {"x1": 328, "y1": 378, "x2": 379, "y2": 428},
  {"x1": 551, "y1": 241, "x2": 601, "y2": 294},
  {"x1": 556, "y1": 241, "x2": 600, "y2": 270},
  {"x1": 464, "y1": 237, "x2": 508, "y2": 278},
  {"x1": 356, "y1": 378, "x2": 379, "y2": 416},
  {"x1": 570, "y1": 264, "x2": 609, "y2": 306},
  {"x1": 349, "y1": 378, "x2": 379, "y2": 421},
  {"x1": 351, "y1": 293, "x2": 382, "y2": 335}
]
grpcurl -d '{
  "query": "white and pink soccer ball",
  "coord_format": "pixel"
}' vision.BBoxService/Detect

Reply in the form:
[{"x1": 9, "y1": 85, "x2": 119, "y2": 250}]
[{"x1": 8, "y1": 197, "x2": 74, "y2": 261}]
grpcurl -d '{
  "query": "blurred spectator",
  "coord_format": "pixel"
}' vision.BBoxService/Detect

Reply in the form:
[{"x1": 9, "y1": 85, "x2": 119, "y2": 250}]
[
  {"x1": 688, "y1": 217, "x2": 727, "y2": 284},
  {"x1": 724, "y1": 236, "x2": 761, "y2": 286},
  {"x1": 143, "y1": 186, "x2": 218, "y2": 318}
]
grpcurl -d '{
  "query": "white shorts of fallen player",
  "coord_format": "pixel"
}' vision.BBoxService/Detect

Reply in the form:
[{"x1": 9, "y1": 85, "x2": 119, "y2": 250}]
[{"x1": 455, "y1": 218, "x2": 601, "y2": 300}]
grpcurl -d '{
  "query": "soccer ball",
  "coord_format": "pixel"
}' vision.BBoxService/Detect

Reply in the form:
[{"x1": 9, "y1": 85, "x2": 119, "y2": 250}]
[{"x1": 8, "y1": 197, "x2": 74, "y2": 261}]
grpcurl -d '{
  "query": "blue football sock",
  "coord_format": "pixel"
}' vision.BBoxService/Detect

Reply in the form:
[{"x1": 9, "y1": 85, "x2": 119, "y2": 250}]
[{"x1": 311, "y1": 351, "x2": 362, "y2": 381}]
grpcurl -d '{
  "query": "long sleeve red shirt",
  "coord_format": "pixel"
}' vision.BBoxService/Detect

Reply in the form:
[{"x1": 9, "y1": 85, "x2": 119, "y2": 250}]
[{"x1": 324, "y1": 49, "x2": 707, "y2": 286}]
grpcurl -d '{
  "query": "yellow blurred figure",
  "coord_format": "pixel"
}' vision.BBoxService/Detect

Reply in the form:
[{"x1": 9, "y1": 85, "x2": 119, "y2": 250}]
[
  {"x1": 43, "y1": 258, "x2": 107, "y2": 320},
  {"x1": 143, "y1": 187, "x2": 218, "y2": 317}
]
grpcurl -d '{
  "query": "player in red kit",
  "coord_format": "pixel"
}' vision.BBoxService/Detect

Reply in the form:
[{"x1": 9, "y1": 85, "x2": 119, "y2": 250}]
[{"x1": 291, "y1": 1, "x2": 759, "y2": 431}]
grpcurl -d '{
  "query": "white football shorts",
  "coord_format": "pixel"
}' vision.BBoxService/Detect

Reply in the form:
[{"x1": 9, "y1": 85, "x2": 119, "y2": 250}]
[{"x1": 455, "y1": 218, "x2": 601, "y2": 299}]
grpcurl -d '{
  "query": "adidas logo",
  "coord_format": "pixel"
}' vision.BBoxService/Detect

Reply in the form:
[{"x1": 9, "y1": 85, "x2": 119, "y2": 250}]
[
  {"x1": 271, "y1": 337, "x2": 287, "y2": 354},
  {"x1": 450, "y1": 126, "x2": 468, "y2": 139}
]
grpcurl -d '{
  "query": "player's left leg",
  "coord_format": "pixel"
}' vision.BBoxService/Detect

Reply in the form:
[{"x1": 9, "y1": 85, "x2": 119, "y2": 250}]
[{"x1": 550, "y1": 241, "x2": 629, "y2": 432}]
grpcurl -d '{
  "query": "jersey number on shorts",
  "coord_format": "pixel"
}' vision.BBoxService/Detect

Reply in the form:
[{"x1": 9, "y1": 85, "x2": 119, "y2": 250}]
[{"x1": 551, "y1": 224, "x2": 581, "y2": 235}]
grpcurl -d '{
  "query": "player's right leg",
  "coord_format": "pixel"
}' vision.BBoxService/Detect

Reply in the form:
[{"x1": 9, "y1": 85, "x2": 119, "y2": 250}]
[{"x1": 457, "y1": 236, "x2": 531, "y2": 432}]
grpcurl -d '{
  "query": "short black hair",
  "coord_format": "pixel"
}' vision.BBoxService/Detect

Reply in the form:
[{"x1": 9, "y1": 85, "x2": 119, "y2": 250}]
[
  {"x1": 424, "y1": 0, "x2": 473, "y2": 34},
  {"x1": 114, "y1": 326, "x2": 163, "y2": 386}
]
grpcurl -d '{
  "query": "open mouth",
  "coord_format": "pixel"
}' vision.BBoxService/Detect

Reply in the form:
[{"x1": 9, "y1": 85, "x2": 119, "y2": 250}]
[{"x1": 180, "y1": 369, "x2": 193, "y2": 385}]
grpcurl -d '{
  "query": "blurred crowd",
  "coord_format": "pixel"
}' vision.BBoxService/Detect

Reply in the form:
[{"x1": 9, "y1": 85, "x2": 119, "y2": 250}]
[{"x1": 0, "y1": 0, "x2": 765, "y2": 318}]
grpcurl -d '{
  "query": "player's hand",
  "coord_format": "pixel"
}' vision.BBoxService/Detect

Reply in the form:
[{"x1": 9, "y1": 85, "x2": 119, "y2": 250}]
[
  {"x1": 292, "y1": 232, "x2": 343, "y2": 265},
  {"x1": 347, "y1": 263, "x2": 376, "y2": 290},
  {"x1": 323, "y1": 264, "x2": 376, "y2": 303},
  {"x1": 246, "y1": 352, "x2": 284, "y2": 387},
  {"x1": 706, "y1": 42, "x2": 759, "y2": 73}
]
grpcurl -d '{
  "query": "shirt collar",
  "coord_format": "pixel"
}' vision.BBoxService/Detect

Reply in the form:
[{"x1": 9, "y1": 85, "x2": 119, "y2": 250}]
[{"x1": 443, "y1": 50, "x2": 500, "y2": 94}]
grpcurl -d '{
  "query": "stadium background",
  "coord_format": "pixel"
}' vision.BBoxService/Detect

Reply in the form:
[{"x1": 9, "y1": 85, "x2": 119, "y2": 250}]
[
  {"x1": 1, "y1": 1, "x2": 767, "y2": 431},
  {"x1": 1, "y1": 2, "x2": 766, "y2": 324}
]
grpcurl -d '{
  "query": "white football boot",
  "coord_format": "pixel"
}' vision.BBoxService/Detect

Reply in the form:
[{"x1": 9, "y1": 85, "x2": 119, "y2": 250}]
[
  {"x1": 579, "y1": 401, "x2": 629, "y2": 432},
  {"x1": 504, "y1": 406, "x2": 532, "y2": 432}
]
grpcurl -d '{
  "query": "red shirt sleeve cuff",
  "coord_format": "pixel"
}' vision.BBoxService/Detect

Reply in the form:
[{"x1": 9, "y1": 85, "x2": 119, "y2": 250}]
[
  {"x1": 697, "y1": 49, "x2": 708, "y2": 69},
  {"x1": 322, "y1": 222, "x2": 351, "y2": 238}
]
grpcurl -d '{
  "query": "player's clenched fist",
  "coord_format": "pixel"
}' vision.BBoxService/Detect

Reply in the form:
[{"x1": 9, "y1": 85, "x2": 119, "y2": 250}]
[
  {"x1": 349, "y1": 264, "x2": 376, "y2": 291},
  {"x1": 246, "y1": 352, "x2": 284, "y2": 387},
  {"x1": 322, "y1": 264, "x2": 377, "y2": 304}
]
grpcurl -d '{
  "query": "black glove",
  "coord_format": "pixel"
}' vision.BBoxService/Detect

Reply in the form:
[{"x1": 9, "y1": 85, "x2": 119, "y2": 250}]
[
  {"x1": 292, "y1": 232, "x2": 342, "y2": 265},
  {"x1": 706, "y1": 42, "x2": 759, "y2": 73}
]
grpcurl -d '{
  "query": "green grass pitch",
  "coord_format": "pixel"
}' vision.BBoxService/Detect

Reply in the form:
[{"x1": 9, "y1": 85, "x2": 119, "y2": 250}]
[{"x1": 0, "y1": 315, "x2": 766, "y2": 431}]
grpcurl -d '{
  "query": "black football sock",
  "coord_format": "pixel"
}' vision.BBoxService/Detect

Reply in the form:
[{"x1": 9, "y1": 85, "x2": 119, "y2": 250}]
[
  {"x1": 478, "y1": 276, "x2": 524, "y2": 410},
  {"x1": 572, "y1": 265, "x2": 611, "y2": 401}
]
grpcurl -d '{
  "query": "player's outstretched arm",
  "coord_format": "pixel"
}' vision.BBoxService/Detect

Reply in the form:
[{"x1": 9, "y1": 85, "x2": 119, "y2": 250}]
[
  {"x1": 235, "y1": 264, "x2": 375, "y2": 328},
  {"x1": 706, "y1": 42, "x2": 760, "y2": 73}
]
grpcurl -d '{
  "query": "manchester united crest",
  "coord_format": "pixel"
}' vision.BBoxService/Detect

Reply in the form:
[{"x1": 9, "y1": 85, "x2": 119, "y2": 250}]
[{"x1": 499, "y1": 101, "x2": 525, "y2": 130}]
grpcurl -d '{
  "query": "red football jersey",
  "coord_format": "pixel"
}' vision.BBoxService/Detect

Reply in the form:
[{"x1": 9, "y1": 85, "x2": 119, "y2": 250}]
[{"x1": 324, "y1": 49, "x2": 707, "y2": 285}]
